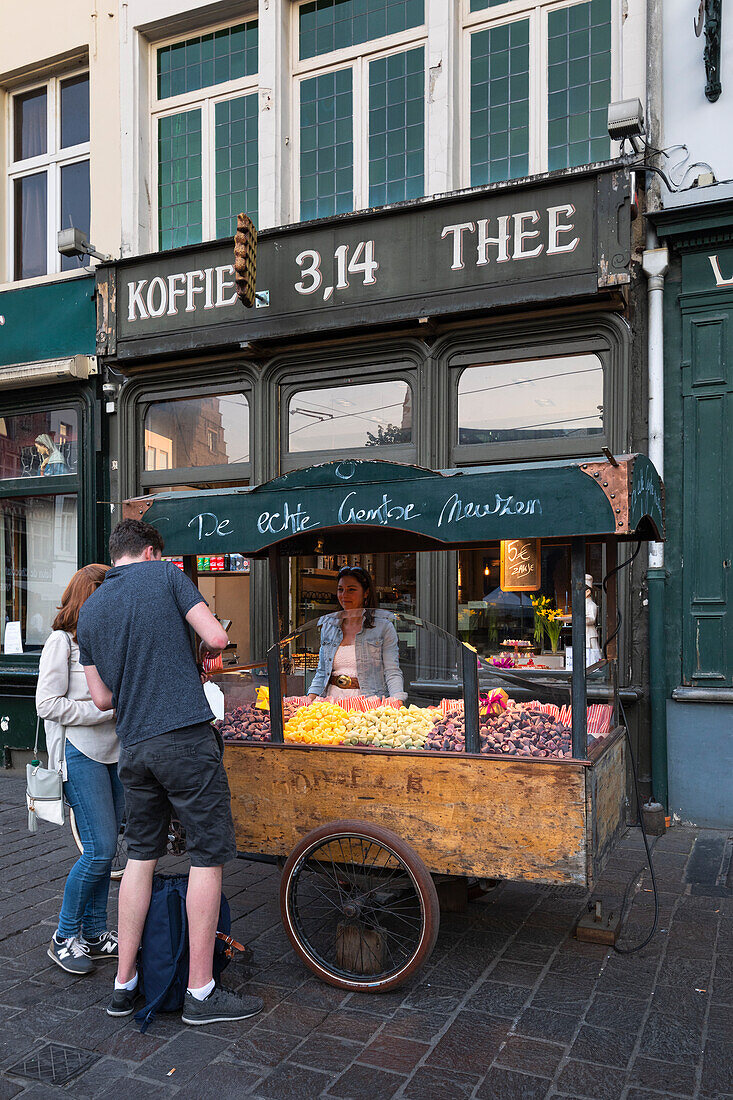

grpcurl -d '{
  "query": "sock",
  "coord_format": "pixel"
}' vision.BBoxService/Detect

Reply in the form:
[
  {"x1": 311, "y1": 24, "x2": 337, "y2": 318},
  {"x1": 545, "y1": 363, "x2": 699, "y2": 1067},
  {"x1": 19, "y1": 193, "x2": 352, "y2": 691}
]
[
  {"x1": 114, "y1": 973, "x2": 138, "y2": 991},
  {"x1": 187, "y1": 979, "x2": 215, "y2": 1001},
  {"x1": 53, "y1": 931, "x2": 65, "y2": 944}
]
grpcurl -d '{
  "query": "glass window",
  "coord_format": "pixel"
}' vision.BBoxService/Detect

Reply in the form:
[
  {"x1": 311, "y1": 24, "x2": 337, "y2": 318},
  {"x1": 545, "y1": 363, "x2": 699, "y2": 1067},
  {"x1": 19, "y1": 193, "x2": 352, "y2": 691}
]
[
  {"x1": 299, "y1": 0, "x2": 424, "y2": 61},
  {"x1": 158, "y1": 110, "x2": 203, "y2": 250},
  {"x1": 368, "y1": 47, "x2": 424, "y2": 206},
  {"x1": 288, "y1": 380, "x2": 412, "y2": 453},
  {"x1": 60, "y1": 160, "x2": 90, "y2": 271},
  {"x1": 9, "y1": 74, "x2": 90, "y2": 280},
  {"x1": 293, "y1": 552, "x2": 416, "y2": 631},
  {"x1": 0, "y1": 410, "x2": 79, "y2": 481},
  {"x1": 300, "y1": 69, "x2": 354, "y2": 220},
  {"x1": 60, "y1": 75, "x2": 90, "y2": 148},
  {"x1": 457, "y1": 355, "x2": 604, "y2": 445},
  {"x1": 154, "y1": 20, "x2": 258, "y2": 246},
  {"x1": 157, "y1": 23, "x2": 258, "y2": 99},
  {"x1": 0, "y1": 495, "x2": 78, "y2": 652},
  {"x1": 143, "y1": 393, "x2": 249, "y2": 471},
  {"x1": 14, "y1": 174, "x2": 47, "y2": 280},
  {"x1": 470, "y1": 20, "x2": 529, "y2": 186},
  {"x1": 214, "y1": 94, "x2": 259, "y2": 238},
  {"x1": 14, "y1": 88, "x2": 47, "y2": 161},
  {"x1": 548, "y1": 0, "x2": 612, "y2": 170},
  {"x1": 466, "y1": 0, "x2": 613, "y2": 182}
]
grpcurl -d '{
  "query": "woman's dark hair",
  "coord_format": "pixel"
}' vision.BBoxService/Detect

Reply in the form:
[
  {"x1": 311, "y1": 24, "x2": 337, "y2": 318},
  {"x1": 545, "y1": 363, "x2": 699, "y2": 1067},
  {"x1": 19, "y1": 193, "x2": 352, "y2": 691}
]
[
  {"x1": 337, "y1": 566, "x2": 378, "y2": 629},
  {"x1": 52, "y1": 564, "x2": 110, "y2": 639},
  {"x1": 109, "y1": 518, "x2": 165, "y2": 562}
]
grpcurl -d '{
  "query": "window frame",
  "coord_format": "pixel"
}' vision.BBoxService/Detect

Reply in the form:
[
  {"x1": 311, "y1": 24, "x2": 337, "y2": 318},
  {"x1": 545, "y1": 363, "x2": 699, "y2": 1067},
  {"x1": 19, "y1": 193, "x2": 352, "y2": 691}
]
[
  {"x1": 149, "y1": 15, "x2": 259, "y2": 249},
  {"x1": 6, "y1": 70, "x2": 91, "y2": 282},
  {"x1": 447, "y1": 320, "x2": 628, "y2": 467},
  {"x1": 0, "y1": 391, "x2": 92, "y2": 664},
  {"x1": 136, "y1": 380, "x2": 253, "y2": 492},
  {"x1": 291, "y1": 3, "x2": 428, "y2": 219},
  {"x1": 280, "y1": 367, "x2": 418, "y2": 471},
  {"x1": 460, "y1": 0, "x2": 621, "y2": 186}
]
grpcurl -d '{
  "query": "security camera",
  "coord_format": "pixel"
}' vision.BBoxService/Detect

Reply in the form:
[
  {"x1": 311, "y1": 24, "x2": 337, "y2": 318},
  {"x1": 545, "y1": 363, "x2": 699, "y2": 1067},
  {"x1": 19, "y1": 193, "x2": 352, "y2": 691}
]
[
  {"x1": 607, "y1": 99, "x2": 646, "y2": 153},
  {"x1": 102, "y1": 382, "x2": 117, "y2": 397},
  {"x1": 57, "y1": 226, "x2": 111, "y2": 263}
]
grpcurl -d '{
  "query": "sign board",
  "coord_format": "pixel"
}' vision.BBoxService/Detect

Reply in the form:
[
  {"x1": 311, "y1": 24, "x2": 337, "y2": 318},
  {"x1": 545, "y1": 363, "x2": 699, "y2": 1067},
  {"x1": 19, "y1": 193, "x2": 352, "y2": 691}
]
[
  {"x1": 500, "y1": 539, "x2": 541, "y2": 592},
  {"x1": 98, "y1": 166, "x2": 630, "y2": 361}
]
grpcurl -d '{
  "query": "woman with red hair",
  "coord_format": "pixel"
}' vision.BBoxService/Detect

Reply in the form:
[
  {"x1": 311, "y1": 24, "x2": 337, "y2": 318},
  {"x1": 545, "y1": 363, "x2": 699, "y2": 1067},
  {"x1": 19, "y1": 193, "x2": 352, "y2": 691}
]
[{"x1": 36, "y1": 564, "x2": 121, "y2": 976}]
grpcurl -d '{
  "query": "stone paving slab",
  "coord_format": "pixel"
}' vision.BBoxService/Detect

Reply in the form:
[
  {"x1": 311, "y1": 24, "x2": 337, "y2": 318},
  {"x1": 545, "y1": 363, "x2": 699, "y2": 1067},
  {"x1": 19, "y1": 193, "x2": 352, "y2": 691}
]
[{"x1": 0, "y1": 773, "x2": 731, "y2": 1099}]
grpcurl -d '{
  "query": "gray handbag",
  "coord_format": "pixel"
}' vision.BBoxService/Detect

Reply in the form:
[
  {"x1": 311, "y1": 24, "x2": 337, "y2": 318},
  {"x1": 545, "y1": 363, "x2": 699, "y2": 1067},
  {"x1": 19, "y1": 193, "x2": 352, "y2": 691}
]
[{"x1": 26, "y1": 716, "x2": 66, "y2": 831}]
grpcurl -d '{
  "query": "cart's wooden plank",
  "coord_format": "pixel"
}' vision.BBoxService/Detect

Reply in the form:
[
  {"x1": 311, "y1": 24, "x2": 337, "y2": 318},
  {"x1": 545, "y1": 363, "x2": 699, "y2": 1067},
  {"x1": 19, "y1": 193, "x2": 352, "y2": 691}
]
[
  {"x1": 225, "y1": 745, "x2": 588, "y2": 885},
  {"x1": 586, "y1": 731, "x2": 626, "y2": 887}
]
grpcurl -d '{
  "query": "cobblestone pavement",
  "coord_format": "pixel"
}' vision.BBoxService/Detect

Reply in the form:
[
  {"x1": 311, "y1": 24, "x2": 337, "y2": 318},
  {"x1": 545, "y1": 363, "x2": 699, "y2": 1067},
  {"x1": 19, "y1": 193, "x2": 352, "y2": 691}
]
[{"x1": 0, "y1": 773, "x2": 731, "y2": 1100}]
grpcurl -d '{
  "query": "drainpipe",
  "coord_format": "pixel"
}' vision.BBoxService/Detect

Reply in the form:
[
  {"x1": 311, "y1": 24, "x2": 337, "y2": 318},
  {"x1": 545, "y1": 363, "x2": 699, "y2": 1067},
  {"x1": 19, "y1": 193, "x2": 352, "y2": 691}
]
[{"x1": 642, "y1": 239, "x2": 669, "y2": 808}]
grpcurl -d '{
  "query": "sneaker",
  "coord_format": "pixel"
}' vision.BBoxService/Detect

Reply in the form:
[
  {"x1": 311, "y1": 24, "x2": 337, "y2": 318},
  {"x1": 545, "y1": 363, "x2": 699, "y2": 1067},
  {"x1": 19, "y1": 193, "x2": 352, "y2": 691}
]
[
  {"x1": 81, "y1": 930, "x2": 118, "y2": 960},
  {"x1": 181, "y1": 986, "x2": 263, "y2": 1026},
  {"x1": 106, "y1": 984, "x2": 140, "y2": 1017},
  {"x1": 47, "y1": 934, "x2": 93, "y2": 976}
]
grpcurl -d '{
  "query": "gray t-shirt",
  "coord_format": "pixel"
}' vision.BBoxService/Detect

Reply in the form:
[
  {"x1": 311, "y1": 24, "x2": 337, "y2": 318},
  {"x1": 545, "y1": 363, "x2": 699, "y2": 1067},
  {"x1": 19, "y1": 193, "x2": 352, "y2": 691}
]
[{"x1": 77, "y1": 560, "x2": 213, "y2": 748}]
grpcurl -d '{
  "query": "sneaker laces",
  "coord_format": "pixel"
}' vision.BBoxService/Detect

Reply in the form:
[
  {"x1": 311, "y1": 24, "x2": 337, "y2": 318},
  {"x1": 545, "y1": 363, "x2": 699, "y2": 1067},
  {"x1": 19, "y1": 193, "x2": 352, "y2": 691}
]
[{"x1": 66, "y1": 937, "x2": 91, "y2": 958}]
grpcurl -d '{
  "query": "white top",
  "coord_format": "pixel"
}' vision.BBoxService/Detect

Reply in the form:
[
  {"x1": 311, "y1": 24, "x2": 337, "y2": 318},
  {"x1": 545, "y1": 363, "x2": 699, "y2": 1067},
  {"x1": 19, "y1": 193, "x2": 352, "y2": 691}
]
[
  {"x1": 325, "y1": 644, "x2": 361, "y2": 701},
  {"x1": 35, "y1": 630, "x2": 118, "y2": 775}
]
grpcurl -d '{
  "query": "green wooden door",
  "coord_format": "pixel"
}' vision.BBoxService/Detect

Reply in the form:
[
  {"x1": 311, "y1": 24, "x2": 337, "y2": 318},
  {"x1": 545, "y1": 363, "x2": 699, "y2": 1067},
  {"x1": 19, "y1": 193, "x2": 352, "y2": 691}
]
[{"x1": 681, "y1": 302, "x2": 733, "y2": 685}]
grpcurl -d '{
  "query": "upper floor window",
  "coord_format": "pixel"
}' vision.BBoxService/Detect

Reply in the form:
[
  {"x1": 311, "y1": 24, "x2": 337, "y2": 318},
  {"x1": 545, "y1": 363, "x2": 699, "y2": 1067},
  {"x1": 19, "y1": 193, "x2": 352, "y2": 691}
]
[
  {"x1": 153, "y1": 20, "x2": 258, "y2": 250},
  {"x1": 8, "y1": 73, "x2": 90, "y2": 280},
  {"x1": 466, "y1": 0, "x2": 612, "y2": 186},
  {"x1": 141, "y1": 391, "x2": 250, "y2": 491},
  {"x1": 295, "y1": 0, "x2": 426, "y2": 219}
]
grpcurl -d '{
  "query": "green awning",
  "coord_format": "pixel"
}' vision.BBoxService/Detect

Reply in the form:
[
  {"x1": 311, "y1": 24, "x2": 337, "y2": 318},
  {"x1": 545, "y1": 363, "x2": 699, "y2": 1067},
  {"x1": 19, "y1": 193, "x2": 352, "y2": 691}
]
[{"x1": 124, "y1": 454, "x2": 664, "y2": 557}]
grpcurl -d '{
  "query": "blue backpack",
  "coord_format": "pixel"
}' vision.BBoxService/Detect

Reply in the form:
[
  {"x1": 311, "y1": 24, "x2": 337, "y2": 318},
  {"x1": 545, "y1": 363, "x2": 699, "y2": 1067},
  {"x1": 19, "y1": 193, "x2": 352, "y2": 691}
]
[{"x1": 135, "y1": 873, "x2": 235, "y2": 1033}]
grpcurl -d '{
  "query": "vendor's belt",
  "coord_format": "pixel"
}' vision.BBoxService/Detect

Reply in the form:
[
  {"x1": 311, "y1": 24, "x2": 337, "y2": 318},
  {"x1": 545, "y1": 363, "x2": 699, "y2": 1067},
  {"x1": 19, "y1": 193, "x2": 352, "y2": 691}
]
[{"x1": 330, "y1": 674, "x2": 360, "y2": 689}]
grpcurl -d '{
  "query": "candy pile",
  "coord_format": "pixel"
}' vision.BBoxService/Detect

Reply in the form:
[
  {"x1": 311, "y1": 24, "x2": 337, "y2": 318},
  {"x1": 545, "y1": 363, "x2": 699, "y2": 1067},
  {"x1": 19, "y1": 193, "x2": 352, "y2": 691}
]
[{"x1": 216, "y1": 695, "x2": 612, "y2": 759}]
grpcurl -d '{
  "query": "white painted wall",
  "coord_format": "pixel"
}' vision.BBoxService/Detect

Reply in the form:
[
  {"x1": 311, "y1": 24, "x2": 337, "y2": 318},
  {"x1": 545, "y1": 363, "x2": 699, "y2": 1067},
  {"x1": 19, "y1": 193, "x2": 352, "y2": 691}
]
[
  {"x1": 662, "y1": 0, "x2": 733, "y2": 186},
  {"x1": 0, "y1": 0, "x2": 121, "y2": 287}
]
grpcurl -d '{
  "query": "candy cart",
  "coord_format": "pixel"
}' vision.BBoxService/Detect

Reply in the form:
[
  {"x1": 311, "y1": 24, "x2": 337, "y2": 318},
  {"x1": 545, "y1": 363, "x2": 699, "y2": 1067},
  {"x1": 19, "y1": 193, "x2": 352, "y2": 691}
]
[{"x1": 123, "y1": 453, "x2": 663, "y2": 991}]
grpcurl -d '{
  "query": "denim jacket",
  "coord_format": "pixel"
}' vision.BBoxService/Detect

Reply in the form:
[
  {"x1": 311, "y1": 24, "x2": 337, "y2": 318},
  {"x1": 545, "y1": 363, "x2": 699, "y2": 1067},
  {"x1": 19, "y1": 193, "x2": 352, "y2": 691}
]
[{"x1": 308, "y1": 610, "x2": 406, "y2": 700}]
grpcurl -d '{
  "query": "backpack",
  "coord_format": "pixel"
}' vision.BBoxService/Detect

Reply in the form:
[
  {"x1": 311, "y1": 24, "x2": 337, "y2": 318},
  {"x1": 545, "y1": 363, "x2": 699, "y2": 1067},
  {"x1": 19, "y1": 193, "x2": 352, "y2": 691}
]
[{"x1": 135, "y1": 873, "x2": 235, "y2": 1033}]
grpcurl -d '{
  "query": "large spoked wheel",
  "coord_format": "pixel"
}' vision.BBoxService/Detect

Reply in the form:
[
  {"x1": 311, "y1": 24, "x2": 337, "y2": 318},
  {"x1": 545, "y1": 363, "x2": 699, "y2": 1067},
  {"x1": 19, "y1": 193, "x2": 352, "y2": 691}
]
[
  {"x1": 280, "y1": 819, "x2": 440, "y2": 992},
  {"x1": 69, "y1": 809, "x2": 128, "y2": 881}
]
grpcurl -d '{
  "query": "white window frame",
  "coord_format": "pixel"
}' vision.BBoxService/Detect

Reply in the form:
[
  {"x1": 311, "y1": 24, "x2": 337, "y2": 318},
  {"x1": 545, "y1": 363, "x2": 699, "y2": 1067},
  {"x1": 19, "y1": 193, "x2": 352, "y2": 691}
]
[
  {"x1": 291, "y1": 3, "x2": 428, "y2": 218},
  {"x1": 460, "y1": 0, "x2": 621, "y2": 187},
  {"x1": 150, "y1": 15, "x2": 259, "y2": 247},
  {"x1": 6, "y1": 71, "x2": 90, "y2": 282}
]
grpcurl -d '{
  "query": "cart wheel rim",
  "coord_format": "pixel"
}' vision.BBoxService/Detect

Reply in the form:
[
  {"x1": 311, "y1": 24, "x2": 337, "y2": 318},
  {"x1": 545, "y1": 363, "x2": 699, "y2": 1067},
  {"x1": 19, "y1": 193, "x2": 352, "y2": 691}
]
[{"x1": 282, "y1": 831, "x2": 434, "y2": 989}]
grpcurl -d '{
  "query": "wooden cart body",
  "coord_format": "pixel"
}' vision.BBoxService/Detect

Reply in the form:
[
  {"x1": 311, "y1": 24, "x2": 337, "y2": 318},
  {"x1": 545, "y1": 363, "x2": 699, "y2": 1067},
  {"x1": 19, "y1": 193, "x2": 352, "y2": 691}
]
[
  {"x1": 124, "y1": 454, "x2": 661, "y2": 890},
  {"x1": 225, "y1": 731, "x2": 624, "y2": 889}
]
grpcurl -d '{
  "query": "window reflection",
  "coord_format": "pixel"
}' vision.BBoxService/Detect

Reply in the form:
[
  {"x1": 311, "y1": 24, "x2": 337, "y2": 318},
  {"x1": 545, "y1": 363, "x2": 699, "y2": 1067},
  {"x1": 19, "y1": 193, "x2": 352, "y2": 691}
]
[
  {"x1": 0, "y1": 410, "x2": 78, "y2": 480},
  {"x1": 1, "y1": 495, "x2": 78, "y2": 651},
  {"x1": 288, "y1": 380, "x2": 412, "y2": 452},
  {"x1": 143, "y1": 393, "x2": 249, "y2": 471},
  {"x1": 458, "y1": 355, "x2": 604, "y2": 445}
]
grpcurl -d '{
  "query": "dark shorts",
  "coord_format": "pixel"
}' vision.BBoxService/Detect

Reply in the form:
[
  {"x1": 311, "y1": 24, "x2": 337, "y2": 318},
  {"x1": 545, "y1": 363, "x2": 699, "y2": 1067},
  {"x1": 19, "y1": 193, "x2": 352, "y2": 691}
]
[{"x1": 117, "y1": 723, "x2": 237, "y2": 868}]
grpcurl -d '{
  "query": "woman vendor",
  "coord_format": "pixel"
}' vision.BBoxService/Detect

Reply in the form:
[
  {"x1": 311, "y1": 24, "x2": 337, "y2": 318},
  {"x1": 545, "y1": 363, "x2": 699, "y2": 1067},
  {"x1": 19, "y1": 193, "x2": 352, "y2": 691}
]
[{"x1": 307, "y1": 566, "x2": 406, "y2": 703}]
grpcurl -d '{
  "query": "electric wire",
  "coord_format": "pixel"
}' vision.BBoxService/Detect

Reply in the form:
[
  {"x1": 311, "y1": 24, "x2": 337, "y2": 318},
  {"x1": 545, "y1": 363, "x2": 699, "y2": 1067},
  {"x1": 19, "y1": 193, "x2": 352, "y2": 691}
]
[{"x1": 597, "y1": 541, "x2": 660, "y2": 954}]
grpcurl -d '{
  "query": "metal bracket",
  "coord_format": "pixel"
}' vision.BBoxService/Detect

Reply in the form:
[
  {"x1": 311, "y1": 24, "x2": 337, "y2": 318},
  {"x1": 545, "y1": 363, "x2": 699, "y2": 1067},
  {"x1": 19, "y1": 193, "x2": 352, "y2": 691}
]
[
  {"x1": 580, "y1": 459, "x2": 630, "y2": 533},
  {"x1": 122, "y1": 497, "x2": 155, "y2": 521},
  {"x1": 695, "y1": 0, "x2": 723, "y2": 102},
  {"x1": 255, "y1": 291, "x2": 270, "y2": 308}
]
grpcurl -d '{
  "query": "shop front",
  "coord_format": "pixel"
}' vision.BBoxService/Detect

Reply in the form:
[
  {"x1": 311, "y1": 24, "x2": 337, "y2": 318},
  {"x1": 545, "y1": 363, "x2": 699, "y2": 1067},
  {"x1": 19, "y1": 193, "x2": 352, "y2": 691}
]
[
  {"x1": 97, "y1": 162, "x2": 651, "y2": 796},
  {"x1": 653, "y1": 198, "x2": 733, "y2": 828},
  {"x1": 0, "y1": 275, "x2": 100, "y2": 759}
]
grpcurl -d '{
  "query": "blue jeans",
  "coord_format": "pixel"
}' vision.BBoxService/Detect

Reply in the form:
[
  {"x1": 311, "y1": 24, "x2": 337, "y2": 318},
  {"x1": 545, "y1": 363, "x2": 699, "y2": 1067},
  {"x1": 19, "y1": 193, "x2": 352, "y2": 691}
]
[{"x1": 57, "y1": 742, "x2": 125, "y2": 940}]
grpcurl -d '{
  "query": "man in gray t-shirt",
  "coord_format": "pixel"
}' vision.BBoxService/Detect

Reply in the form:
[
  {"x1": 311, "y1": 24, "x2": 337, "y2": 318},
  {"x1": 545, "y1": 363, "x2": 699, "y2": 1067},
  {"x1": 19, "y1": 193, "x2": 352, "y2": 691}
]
[{"x1": 80, "y1": 518, "x2": 262, "y2": 1027}]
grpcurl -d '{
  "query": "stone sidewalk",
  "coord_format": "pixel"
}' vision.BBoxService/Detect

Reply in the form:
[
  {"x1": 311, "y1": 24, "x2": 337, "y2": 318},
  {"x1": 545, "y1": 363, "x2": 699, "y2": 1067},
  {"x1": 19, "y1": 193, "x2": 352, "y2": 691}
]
[{"x1": 0, "y1": 772, "x2": 730, "y2": 1100}]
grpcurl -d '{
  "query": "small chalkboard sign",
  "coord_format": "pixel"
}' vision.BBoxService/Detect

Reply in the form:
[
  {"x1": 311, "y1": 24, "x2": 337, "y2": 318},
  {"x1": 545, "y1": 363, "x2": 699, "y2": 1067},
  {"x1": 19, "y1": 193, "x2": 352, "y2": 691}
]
[{"x1": 500, "y1": 539, "x2": 541, "y2": 592}]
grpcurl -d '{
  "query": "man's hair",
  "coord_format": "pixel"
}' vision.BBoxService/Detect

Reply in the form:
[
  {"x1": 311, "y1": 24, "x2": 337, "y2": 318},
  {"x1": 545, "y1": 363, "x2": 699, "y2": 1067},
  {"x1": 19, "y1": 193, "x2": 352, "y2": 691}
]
[{"x1": 109, "y1": 518, "x2": 165, "y2": 563}]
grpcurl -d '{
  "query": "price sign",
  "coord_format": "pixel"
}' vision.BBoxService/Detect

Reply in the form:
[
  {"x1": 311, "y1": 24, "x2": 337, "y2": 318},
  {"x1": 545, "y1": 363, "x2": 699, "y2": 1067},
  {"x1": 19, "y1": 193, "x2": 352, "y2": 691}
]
[{"x1": 500, "y1": 539, "x2": 541, "y2": 592}]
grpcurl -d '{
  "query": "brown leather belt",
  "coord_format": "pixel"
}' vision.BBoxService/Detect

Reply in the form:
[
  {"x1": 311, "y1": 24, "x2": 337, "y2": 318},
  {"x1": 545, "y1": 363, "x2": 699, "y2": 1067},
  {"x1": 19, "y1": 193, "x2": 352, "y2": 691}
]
[{"x1": 329, "y1": 674, "x2": 360, "y2": 689}]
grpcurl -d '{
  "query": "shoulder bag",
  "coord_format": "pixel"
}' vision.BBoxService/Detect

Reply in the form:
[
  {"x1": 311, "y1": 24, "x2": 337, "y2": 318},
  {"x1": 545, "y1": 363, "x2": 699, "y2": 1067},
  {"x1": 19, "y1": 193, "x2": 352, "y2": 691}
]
[{"x1": 26, "y1": 716, "x2": 66, "y2": 831}]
